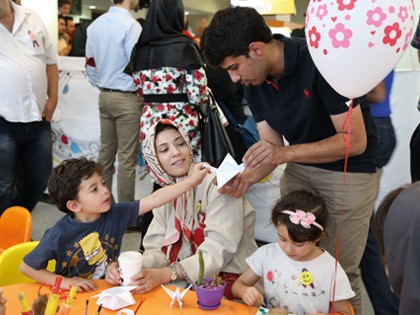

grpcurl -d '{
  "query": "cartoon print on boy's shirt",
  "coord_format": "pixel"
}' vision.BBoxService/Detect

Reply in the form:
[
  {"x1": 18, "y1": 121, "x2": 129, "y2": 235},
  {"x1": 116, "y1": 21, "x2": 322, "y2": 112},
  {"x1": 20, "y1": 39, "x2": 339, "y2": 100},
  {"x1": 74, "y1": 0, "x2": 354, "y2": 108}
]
[{"x1": 62, "y1": 232, "x2": 118, "y2": 279}]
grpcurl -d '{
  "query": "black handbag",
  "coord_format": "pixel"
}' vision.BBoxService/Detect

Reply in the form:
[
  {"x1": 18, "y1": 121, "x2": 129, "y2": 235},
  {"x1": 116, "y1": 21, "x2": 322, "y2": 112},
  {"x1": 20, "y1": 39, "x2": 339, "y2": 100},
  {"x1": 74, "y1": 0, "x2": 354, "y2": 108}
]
[{"x1": 197, "y1": 92, "x2": 235, "y2": 167}]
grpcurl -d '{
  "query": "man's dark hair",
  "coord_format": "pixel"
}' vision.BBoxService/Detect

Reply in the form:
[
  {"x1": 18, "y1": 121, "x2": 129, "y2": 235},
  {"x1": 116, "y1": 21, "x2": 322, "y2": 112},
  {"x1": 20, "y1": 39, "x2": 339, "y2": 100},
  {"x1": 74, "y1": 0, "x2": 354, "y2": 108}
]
[
  {"x1": 203, "y1": 6, "x2": 272, "y2": 66},
  {"x1": 113, "y1": 0, "x2": 124, "y2": 4},
  {"x1": 58, "y1": 0, "x2": 71, "y2": 7},
  {"x1": 271, "y1": 189, "x2": 329, "y2": 243},
  {"x1": 48, "y1": 157, "x2": 103, "y2": 214}
]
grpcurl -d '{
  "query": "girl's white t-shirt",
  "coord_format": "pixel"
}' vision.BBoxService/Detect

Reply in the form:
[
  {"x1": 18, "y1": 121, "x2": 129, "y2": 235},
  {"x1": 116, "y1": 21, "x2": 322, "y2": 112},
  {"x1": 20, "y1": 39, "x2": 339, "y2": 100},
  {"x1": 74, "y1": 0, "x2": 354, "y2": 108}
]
[{"x1": 246, "y1": 243, "x2": 355, "y2": 315}]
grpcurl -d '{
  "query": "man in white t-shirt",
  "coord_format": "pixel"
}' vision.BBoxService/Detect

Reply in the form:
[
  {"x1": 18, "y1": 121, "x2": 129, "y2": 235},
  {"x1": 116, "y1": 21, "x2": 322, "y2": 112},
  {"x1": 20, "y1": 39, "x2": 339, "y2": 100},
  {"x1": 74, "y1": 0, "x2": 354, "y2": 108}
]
[{"x1": 0, "y1": 0, "x2": 58, "y2": 214}]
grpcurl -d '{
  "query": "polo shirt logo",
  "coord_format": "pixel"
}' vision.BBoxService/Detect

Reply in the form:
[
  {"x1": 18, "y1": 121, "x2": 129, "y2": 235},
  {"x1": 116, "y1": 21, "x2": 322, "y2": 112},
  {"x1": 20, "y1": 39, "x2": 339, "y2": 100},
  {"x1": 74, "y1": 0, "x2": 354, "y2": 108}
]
[{"x1": 304, "y1": 88, "x2": 310, "y2": 99}]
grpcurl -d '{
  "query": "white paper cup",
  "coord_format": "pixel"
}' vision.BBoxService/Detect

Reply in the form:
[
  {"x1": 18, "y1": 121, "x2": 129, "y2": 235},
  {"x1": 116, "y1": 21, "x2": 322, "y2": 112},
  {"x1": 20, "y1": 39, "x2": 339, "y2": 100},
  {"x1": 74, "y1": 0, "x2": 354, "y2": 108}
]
[{"x1": 118, "y1": 251, "x2": 143, "y2": 286}]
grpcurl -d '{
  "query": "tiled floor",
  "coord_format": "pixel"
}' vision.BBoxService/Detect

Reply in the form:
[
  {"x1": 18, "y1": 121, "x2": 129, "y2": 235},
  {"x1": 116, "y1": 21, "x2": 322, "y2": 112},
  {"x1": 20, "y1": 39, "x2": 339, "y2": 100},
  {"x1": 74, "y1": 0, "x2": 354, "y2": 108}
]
[{"x1": 30, "y1": 171, "x2": 375, "y2": 315}]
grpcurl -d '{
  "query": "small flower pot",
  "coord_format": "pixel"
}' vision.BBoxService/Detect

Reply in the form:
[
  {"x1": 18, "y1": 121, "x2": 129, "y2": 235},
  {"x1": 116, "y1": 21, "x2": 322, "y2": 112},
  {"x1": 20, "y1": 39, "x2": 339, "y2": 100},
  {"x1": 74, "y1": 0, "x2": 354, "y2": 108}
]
[{"x1": 195, "y1": 277, "x2": 226, "y2": 310}]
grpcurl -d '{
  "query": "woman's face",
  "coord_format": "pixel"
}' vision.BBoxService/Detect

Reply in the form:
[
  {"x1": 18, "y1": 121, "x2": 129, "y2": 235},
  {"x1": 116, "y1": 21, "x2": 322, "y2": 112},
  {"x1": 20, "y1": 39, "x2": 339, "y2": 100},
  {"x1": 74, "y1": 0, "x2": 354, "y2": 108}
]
[{"x1": 155, "y1": 128, "x2": 191, "y2": 178}]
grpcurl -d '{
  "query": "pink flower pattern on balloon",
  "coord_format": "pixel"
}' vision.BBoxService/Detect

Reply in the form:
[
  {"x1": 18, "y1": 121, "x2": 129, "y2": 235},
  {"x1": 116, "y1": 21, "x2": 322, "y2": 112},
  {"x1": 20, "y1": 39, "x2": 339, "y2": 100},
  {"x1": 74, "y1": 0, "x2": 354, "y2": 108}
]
[
  {"x1": 403, "y1": 27, "x2": 413, "y2": 50},
  {"x1": 316, "y1": 4, "x2": 328, "y2": 21},
  {"x1": 383, "y1": 22, "x2": 402, "y2": 47},
  {"x1": 337, "y1": 0, "x2": 357, "y2": 11},
  {"x1": 308, "y1": 26, "x2": 321, "y2": 49},
  {"x1": 329, "y1": 23, "x2": 353, "y2": 48},
  {"x1": 398, "y1": 6, "x2": 409, "y2": 23},
  {"x1": 366, "y1": 7, "x2": 387, "y2": 28}
]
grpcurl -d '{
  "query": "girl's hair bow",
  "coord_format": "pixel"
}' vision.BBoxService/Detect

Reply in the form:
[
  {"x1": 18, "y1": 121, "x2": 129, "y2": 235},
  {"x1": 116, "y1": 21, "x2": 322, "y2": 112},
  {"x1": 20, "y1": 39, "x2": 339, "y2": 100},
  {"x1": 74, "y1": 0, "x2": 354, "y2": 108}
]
[{"x1": 281, "y1": 209, "x2": 324, "y2": 231}]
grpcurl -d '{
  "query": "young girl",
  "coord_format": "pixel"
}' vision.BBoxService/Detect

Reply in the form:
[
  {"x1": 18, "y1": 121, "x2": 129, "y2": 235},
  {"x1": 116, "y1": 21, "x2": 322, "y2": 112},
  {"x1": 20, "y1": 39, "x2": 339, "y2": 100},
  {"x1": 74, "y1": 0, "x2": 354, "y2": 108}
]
[{"x1": 232, "y1": 190, "x2": 355, "y2": 315}]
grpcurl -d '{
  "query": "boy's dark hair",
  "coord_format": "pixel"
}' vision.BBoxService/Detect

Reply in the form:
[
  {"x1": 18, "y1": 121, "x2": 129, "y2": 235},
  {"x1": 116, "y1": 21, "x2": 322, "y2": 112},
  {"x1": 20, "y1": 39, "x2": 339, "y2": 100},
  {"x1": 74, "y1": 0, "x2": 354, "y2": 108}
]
[
  {"x1": 202, "y1": 6, "x2": 273, "y2": 66},
  {"x1": 113, "y1": 0, "x2": 124, "y2": 4},
  {"x1": 271, "y1": 189, "x2": 328, "y2": 243},
  {"x1": 48, "y1": 158, "x2": 103, "y2": 214},
  {"x1": 373, "y1": 186, "x2": 406, "y2": 262}
]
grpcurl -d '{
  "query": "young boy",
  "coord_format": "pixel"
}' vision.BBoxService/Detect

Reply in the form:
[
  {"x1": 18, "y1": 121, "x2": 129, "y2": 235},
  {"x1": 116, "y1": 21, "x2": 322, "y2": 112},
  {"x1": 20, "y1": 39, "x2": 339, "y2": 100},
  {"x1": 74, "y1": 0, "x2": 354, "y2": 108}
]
[{"x1": 20, "y1": 157, "x2": 208, "y2": 291}]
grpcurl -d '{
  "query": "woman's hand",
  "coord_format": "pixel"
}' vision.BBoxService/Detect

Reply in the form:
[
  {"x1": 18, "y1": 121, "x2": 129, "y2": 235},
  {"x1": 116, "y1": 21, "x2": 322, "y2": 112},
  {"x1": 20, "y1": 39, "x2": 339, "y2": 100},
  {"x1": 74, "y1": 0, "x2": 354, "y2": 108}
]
[
  {"x1": 188, "y1": 162, "x2": 210, "y2": 186},
  {"x1": 130, "y1": 268, "x2": 170, "y2": 293},
  {"x1": 105, "y1": 262, "x2": 121, "y2": 286}
]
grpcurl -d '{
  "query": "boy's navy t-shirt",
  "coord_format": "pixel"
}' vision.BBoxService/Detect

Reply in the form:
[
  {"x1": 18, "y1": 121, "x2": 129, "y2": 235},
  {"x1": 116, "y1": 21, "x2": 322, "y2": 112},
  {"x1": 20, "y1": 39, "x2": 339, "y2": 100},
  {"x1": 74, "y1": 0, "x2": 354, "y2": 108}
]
[{"x1": 24, "y1": 201, "x2": 139, "y2": 279}]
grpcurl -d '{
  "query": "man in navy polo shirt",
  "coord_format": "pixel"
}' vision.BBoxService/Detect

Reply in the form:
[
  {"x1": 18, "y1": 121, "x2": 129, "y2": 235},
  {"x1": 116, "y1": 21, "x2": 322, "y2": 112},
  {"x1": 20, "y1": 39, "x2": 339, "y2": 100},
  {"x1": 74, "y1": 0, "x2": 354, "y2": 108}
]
[{"x1": 203, "y1": 7, "x2": 378, "y2": 315}]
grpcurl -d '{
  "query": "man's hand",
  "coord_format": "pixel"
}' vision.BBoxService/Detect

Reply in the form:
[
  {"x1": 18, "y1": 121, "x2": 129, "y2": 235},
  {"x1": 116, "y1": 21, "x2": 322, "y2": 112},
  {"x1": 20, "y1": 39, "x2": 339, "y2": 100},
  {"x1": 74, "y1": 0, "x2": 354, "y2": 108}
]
[
  {"x1": 242, "y1": 139, "x2": 282, "y2": 170},
  {"x1": 42, "y1": 98, "x2": 57, "y2": 122},
  {"x1": 214, "y1": 172, "x2": 250, "y2": 198}
]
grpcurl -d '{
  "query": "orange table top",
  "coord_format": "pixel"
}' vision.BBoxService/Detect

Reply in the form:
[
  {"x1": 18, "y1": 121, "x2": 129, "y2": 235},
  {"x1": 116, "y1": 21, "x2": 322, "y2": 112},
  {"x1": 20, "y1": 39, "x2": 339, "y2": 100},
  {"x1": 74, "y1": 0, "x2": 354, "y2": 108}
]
[{"x1": 3, "y1": 280, "x2": 258, "y2": 314}]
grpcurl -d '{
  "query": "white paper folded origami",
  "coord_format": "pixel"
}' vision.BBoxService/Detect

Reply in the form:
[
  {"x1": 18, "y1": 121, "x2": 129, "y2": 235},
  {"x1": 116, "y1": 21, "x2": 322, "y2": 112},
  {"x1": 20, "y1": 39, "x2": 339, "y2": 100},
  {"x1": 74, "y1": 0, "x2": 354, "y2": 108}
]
[
  {"x1": 204, "y1": 153, "x2": 245, "y2": 189},
  {"x1": 91, "y1": 286, "x2": 137, "y2": 310},
  {"x1": 161, "y1": 284, "x2": 192, "y2": 309}
]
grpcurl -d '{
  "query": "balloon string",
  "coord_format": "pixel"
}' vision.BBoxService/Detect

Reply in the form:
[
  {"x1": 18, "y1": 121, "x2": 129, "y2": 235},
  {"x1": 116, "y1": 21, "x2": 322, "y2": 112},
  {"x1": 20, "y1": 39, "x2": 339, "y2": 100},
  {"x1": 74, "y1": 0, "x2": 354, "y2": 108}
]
[
  {"x1": 332, "y1": 100, "x2": 353, "y2": 314},
  {"x1": 341, "y1": 100, "x2": 353, "y2": 184}
]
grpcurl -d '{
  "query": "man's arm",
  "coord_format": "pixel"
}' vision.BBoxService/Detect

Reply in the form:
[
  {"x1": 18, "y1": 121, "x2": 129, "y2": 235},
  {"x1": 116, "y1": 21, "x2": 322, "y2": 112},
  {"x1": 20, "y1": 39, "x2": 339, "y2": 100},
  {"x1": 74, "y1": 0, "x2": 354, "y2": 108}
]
[
  {"x1": 243, "y1": 104, "x2": 367, "y2": 170},
  {"x1": 42, "y1": 64, "x2": 58, "y2": 122},
  {"x1": 218, "y1": 121, "x2": 280, "y2": 197}
]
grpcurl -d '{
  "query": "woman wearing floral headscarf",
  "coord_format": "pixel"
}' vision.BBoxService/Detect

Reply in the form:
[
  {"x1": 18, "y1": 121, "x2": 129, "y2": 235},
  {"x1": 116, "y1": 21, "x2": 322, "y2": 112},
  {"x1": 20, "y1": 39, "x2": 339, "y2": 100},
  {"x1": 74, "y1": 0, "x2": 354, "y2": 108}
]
[{"x1": 105, "y1": 120, "x2": 257, "y2": 299}]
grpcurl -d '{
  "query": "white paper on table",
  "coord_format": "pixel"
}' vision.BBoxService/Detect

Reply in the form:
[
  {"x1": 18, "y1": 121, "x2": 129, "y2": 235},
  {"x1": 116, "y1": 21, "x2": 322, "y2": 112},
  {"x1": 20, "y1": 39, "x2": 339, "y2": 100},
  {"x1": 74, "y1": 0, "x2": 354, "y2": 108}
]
[
  {"x1": 204, "y1": 153, "x2": 245, "y2": 189},
  {"x1": 91, "y1": 286, "x2": 137, "y2": 310}
]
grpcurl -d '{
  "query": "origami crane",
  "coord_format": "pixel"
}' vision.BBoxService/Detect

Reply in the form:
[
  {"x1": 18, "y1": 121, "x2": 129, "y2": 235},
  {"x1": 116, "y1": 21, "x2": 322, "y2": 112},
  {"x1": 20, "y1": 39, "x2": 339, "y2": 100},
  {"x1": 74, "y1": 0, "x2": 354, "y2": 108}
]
[
  {"x1": 161, "y1": 284, "x2": 192, "y2": 309},
  {"x1": 91, "y1": 286, "x2": 137, "y2": 310},
  {"x1": 203, "y1": 153, "x2": 245, "y2": 189}
]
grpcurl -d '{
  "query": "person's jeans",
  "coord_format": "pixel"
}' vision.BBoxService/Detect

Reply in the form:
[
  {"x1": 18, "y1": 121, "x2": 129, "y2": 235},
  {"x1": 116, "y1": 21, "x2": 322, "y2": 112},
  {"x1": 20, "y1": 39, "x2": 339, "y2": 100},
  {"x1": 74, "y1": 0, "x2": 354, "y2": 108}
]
[
  {"x1": 360, "y1": 216, "x2": 399, "y2": 315},
  {"x1": 359, "y1": 116, "x2": 399, "y2": 315},
  {"x1": 373, "y1": 117, "x2": 396, "y2": 168},
  {"x1": 0, "y1": 118, "x2": 52, "y2": 215}
]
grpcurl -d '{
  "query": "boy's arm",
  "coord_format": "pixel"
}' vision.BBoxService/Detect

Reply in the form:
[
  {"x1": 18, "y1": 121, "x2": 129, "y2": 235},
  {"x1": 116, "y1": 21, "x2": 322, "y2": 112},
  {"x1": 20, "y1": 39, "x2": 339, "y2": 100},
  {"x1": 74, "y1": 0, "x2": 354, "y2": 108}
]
[
  {"x1": 19, "y1": 261, "x2": 97, "y2": 292},
  {"x1": 138, "y1": 163, "x2": 208, "y2": 215}
]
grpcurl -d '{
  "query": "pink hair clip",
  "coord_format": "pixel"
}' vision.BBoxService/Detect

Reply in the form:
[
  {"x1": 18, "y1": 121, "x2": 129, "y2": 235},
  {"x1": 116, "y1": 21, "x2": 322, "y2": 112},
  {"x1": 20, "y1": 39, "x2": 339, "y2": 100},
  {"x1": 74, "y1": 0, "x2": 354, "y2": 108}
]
[{"x1": 281, "y1": 209, "x2": 324, "y2": 231}]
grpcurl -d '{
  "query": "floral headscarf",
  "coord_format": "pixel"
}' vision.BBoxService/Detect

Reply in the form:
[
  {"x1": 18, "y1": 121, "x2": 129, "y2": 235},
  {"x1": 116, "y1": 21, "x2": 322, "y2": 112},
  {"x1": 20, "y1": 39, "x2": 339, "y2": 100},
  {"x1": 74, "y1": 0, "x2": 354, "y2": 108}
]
[{"x1": 142, "y1": 119, "x2": 196, "y2": 264}]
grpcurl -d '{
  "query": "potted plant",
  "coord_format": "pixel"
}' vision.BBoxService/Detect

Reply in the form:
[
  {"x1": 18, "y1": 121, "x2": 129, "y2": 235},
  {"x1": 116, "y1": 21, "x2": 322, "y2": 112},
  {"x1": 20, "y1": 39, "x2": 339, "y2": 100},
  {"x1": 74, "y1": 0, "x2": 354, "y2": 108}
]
[{"x1": 195, "y1": 251, "x2": 226, "y2": 310}]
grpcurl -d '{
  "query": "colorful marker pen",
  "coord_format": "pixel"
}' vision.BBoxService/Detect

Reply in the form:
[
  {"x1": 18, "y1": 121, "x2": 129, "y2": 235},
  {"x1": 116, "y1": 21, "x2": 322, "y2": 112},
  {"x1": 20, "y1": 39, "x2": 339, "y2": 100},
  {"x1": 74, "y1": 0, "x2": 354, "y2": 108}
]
[
  {"x1": 18, "y1": 291, "x2": 34, "y2": 315},
  {"x1": 57, "y1": 286, "x2": 78, "y2": 315},
  {"x1": 44, "y1": 275, "x2": 62, "y2": 315}
]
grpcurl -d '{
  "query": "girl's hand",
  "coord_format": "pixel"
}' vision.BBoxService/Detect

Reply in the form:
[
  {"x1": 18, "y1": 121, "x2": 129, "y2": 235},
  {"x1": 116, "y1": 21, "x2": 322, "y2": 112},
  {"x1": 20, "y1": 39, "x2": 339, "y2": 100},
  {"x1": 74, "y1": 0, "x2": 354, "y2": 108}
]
[
  {"x1": 105, "y1": 262, "x2": 121, "y2": 286},
  {"x1": 189, "y1": 163, "x2": 210, "y2": 186},
  {"x1": 61, "y1": 277, "x2": 97, "y2": 292},
  {"x1": 241, "y1": 286, "x2": 263, "y2": 307}
]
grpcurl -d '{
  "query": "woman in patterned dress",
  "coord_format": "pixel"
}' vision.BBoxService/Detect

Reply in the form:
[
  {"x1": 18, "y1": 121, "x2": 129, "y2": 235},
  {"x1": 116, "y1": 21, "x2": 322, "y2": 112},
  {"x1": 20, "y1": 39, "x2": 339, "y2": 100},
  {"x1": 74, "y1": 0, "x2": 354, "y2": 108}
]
[{"x1": 130, "y1": 0, "x2": 208, "y2": 161}]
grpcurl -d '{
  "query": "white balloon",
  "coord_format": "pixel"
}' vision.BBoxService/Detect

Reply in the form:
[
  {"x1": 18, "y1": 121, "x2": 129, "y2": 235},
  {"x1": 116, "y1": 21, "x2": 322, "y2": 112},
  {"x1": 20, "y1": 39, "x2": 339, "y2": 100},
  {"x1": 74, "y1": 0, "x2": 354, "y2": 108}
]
[{"x1": 305, "y1": 0, "x2": 415, "y2": 99}]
